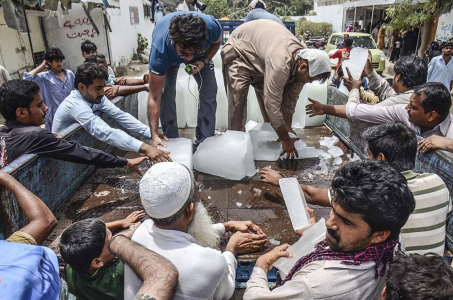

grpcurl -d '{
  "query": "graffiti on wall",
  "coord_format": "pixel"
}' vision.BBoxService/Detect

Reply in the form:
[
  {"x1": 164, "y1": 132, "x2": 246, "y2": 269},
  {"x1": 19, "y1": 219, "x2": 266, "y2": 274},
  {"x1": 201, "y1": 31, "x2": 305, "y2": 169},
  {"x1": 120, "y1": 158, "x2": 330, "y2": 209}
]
[
  {"x1": 436, "y1": 12, "x2": 453, "y2": 41},
  {"x1": 64, "y1": 17, "x2": 97, "y2": 39}
]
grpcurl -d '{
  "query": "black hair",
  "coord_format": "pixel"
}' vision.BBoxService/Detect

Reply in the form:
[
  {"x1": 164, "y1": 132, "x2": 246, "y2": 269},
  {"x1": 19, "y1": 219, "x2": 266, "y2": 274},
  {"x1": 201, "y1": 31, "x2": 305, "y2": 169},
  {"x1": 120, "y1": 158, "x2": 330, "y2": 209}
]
[
  {"x1": 414, "y1": 82, "x2": 452, "y2": 121},
  {"x1": 74, "y1": 63, "x2": 108, "y2": 90},
  {"x1": 0, "y1": 80, "x2": 40, "y2": 121},
  {"x1": 385, "y1": 252, "x2": 453, "y2": 300},
  {"x1": 393, "y1": 56, "x2": 427, "y2": 88},
  {"x1": 254, "y1": 2, "x2": 266, "y2": 9},
  {"x1": 150, "y1": 166, "x2": 196, "y2": 226},
  {"x1": 45, "y1": 47, "x2": 65, "y2": 62},
  {"x1": 364, "y1": 122, "x2": 417, "y2": 172},
  {"x1": 84, "y1": 54, "x2": 107, "y2": 65},
  {"x1": 442, "y1": 41, "x2": 453, "y2": 50},
  {"x1": 169, "y1": 14, "x2": 207, "y2": 53},
  {"x1": 331, "y1": 160, "x2": 415, "y2": 238},
  {"x1": 81, "y1": 40, "x2": 97, "y2": 54},
  {"x1": 345, "y1": 37, "x2": 353, "y2": 47},
  {"x1": 59, "y1": 218, "x2": 106, "y2": 274}
]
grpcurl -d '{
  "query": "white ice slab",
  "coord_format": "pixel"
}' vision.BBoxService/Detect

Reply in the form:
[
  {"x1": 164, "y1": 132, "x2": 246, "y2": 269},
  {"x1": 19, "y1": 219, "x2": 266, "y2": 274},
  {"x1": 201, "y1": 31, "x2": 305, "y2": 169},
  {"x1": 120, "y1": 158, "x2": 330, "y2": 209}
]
[
  {"x1": 185, "y1": 76, "x2": 199, "y2": 127},
  {"x1": 279, "y1": 177, "x2": 311, "y2": 231},
  {"x1": 249, "y1": 123, "x2": 280, "y2": 161},
  {"x1": 157, "y1": 138, "x2": 193, "y2": 170},
  {"x1": 305, "y1": 81, "x2": 327, "y2": 127},
  {"x1": 274, "y1": 218, "x2": 326, "y2": 278},
  {"x1": 193, "y1": 130, "x2": 256, "y2": 180},
  {"x1": 214, "y1": 68, "x2": 228, "y2": 130},
  {"x1": 320, "y1": 136, "x2": 339, "y2": 148},
  {"x1": 339, "y1": 47, "x2": 369, "y2": 96},
  {"x1": 292, "y1": 84, "x2": 308, "y2": 129},
  {"x1": 328, "y1": 145, "x2": 343, "y2": 157},
  {"x1": 245, "y1": 120, "x2": 259, "y2": 132}
]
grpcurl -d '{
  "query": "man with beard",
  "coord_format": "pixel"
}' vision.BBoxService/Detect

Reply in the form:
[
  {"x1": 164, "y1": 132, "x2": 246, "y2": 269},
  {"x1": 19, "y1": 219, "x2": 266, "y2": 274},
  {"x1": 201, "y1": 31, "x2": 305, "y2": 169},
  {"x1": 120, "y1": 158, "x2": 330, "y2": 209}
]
[
  {"x1": 244, "y1": 160, "x2": 415, "y2": 299},
  {"x1": 427, "y1": 41, "x2": 453, "y2": 92},
  {"x1": 124, "y1": 162, "x2": 268, "y2": 300},
  {"x1": 222, "y1": 20, "x2": 331, "y2": 159},
  {"x1": 23, "y1": 47, "x2": 75, "y2": 129},
  {"x1": 52, "y1": 63, "x2": 171, "y2": 163}
]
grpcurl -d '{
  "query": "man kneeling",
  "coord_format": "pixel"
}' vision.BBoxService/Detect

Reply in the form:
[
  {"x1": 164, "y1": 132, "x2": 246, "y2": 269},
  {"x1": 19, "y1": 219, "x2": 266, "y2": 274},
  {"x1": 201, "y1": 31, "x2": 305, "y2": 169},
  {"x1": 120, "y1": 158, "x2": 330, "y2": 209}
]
[
  {"x1": 124, "y1": 162, "x2": 268, "y2": 299},
  {"x1": 245, "y1": 160, "x2": 415, "y2": 299}
]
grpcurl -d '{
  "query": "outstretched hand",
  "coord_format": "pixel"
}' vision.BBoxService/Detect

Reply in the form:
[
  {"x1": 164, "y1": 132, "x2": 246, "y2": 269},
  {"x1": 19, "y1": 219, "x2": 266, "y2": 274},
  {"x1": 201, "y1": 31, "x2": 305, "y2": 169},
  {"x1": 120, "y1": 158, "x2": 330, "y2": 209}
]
[{"x1": 306, "y1": 98, "x2": 325, "y2": 117}]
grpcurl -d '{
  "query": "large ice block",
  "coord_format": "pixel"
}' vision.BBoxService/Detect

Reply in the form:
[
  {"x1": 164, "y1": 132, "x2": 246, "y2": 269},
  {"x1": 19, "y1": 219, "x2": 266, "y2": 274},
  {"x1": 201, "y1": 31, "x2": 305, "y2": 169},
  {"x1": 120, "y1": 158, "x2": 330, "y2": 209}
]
[
  {"x1": 245, "y1": 120, "x2": 258, "y2": 132},
  {"x1": 137, "y1": 91, "x2": 149, "y2": 125},
  {"x1": 305, "y1": 81, "x2": 327, "y2": 127},
  {"x1": 185, "y1": 77, "x2": 199, "y2": 127},
  {"x1": 247, "y1": 88, "x2": 265, "y2": 123},
  {"x1": 157, "y1": 138, "x2": 193, "y2": 170},
  {"x1": 292, "y1": 84, "x2": 308, "y2": 129},
  {"x1": 255, "y1": 140, "x2": 281, "y2": 161},
  {"x1": 249, "y1": 123, "x2": 280, "y2": 161},
  {"x1": 279, "y1": 177, "x2": 311, "y2": 230},
  {"x1": 274, "y1": 218, "x2": 326, "y2": 278},
  {"x1": 193, "y1": 130, "x2": 256, "y2": 180},
  {"x1": 339, "y1": 47, "x2": 369, "y2": 96},
  {"x1": 214, "y1": 68, "x2": 228, "y2": 130}
]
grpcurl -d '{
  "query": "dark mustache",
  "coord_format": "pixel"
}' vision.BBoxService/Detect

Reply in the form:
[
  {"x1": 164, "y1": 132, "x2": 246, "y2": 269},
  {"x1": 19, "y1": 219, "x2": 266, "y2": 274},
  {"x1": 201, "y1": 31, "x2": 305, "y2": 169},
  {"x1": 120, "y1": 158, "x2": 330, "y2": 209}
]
[{"x1": 327, "y1": 228, "x2": 340, "y2": 242}]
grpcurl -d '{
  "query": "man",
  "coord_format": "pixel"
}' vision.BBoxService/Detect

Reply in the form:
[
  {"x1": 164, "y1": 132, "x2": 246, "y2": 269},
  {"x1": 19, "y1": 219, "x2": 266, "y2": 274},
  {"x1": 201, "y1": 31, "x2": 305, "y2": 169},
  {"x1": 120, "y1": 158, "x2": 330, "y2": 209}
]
[
  {"x1": 23, "y1": 47, "x2": 74, "y2": 129},
  {"x1": 59, "y1": 211, "x2": 153, "y2": 300},
  {"x1": 147, "y1": 12, "x2": 222, "y2": 150},
  {"x1": 0, "y1": 80, "x2": 147, "y2": 173},
  {"x1": 361, "y1": 25, "x2": 369, "y2": 34},
  {"x1": 336, "y1": 33, "x2": 350, "y2": 49},
  {"x1": 124, "y1": 162, "x2": 268, "y2": 299},
  {"x1": 330, "y1": 37, "x2": 353, "y2": 74},
  {"x1": 81, "y1": 40, "x2": 115, "y2": 78},
  {"x1": 222, "y1": 20, "x2": 331, "y2": 159},
  {"x1": 84, "y1": 54, "x2": 149, "y2": 100},
  {"x1": 244, "y1": 0, "x2": 283, "y2": 25},
  {"x1": 427, "y1": 41, "x2": 453, "y2": 92},
  {"x1": 52, "y1": 63, "x2": 171, "y2": 163},
  {"x1": 372, "y1": 24, "x2": 380, "y2": 42},
  {"x1": 244, "y1": 160, "x2": 415, "y2": 299},
  {"x1": 306, "y1": 80, "x2": 453, "y2": 150},
  {"x1": 261, "y1": 122, "x2": 451, "y2": 255},
  {"x1": 383, "y1": 253, "x2": 453, "y2": 300}
]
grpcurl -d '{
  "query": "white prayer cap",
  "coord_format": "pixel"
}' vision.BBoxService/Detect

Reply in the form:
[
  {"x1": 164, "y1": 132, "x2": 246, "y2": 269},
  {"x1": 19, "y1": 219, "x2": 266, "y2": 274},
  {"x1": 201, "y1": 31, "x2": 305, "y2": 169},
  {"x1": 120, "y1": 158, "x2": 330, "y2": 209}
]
[
  {"x1": 139, "y1": 162, "x2": 194, "y2": 219},
  {"x1": 297, "y1": 49, "x2": 331, "y2": 78},
  {"x1": 249, "y1": 0, "x2": 266, "y2": 9}
]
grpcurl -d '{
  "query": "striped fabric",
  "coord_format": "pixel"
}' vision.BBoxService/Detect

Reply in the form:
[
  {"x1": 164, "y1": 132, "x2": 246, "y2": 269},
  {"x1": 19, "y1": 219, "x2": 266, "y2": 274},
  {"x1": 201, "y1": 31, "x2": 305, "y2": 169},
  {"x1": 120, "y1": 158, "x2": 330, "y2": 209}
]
[{"x1": 400, "y1": 171, "x2": 451, "y2": 256}]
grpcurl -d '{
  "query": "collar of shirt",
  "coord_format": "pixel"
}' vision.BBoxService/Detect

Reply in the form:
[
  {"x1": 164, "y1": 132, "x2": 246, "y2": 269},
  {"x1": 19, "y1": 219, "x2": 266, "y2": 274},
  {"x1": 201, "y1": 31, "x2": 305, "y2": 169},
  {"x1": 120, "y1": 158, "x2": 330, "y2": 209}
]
[
  {"x1": 48, "y1": 69, "x2": 69, "y2": 82},
  {"x1": 439, "y1": 55, "x2": 453, "y2": 67},
  {"x1": 148, "y1": 222, "x2": 197, "y2": 244},
  {"x1": 418, "y1": 113, "x2": 452, "y2": 138}
]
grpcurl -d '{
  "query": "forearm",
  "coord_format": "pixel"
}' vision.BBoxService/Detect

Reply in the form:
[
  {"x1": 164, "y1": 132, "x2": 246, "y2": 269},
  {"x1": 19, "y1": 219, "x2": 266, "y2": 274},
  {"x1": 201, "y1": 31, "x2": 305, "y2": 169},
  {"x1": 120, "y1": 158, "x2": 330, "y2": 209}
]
[
  {"x1": 125, "y1": 78, "x2": 145, "y2": 86},
  {"x1": 110, "y1": 235, "x2": 179, "y2": 300},
  {"x1": 204, "y1": 42, "x2": 221, "y2": 63},
  {"x1": 274, "y1": 125, "x2": 291, "y2": 142},
  {"x1": 282, "y1": 110, "x2": 294, "y2": 132},
  {"x1": 147, "y1": 96, "x2": 161, "y2": 137},
  {"x1": 302, "y1": 185, "x2": 330, "y2": 207},
  {"x1": 28, "y1": 65, "x2": 46, "y2": 76},
  {"x1": 323, "y1": 104, "x2": 347, "y2": 118},
  {"x1": 117, "y1": 85, "x2": 148, "y2": 96},
  {"x1": 106, "y1": 220, "x2": 124, "y2": 230}
]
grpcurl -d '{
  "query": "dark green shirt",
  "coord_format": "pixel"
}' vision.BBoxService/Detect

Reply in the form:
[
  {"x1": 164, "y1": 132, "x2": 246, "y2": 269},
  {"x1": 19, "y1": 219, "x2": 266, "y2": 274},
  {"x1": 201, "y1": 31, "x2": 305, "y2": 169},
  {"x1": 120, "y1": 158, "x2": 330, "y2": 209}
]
[{"x1": 65, "y1": 259, "x2": 124, "y2": 300}]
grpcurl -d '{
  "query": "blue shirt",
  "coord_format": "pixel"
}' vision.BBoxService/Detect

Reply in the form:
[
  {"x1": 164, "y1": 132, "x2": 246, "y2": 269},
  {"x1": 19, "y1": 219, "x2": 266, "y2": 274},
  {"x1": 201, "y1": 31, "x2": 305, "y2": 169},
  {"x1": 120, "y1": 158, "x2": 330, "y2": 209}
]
[
  {"x1": 0, "y1": 241, "x2": 60, "y2": 299},
  {"x1": 427, "y1": 55, "x2": 453, "y2": 90},
  {"x1": 23, "y1": 69, "x2": 75, "y2": 130},
  {"x1": 148, "y1": 11, "x2": 222, "y2": 76},
  {"x1": 52, "y1": 90, "x2": 151, "y2": 152},
  {"x1": 245, "y1": 9, "x2": 283, "y2": 25}
]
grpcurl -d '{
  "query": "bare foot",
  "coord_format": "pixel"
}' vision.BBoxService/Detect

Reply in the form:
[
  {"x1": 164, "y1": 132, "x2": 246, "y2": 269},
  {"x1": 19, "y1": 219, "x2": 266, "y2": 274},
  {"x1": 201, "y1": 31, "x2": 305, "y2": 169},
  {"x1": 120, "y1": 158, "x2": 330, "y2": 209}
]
[{"x1": 260, "y1": 168, "x2": 283, "y2": 186}]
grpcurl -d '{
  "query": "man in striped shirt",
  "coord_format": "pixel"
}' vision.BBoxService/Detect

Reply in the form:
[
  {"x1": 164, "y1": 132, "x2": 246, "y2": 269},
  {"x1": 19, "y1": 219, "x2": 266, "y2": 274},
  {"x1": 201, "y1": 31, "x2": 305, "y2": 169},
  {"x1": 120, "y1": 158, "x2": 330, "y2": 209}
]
[{"x1": 260, "y1": 121, "x2": 450, "y2": 255}]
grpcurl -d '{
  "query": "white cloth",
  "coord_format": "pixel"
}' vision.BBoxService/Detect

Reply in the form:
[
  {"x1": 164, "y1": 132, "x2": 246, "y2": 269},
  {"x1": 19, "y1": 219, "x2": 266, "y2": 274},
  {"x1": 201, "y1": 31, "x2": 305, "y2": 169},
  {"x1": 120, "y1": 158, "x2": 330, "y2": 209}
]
[
  {"x1": 52, "y1": 90, "x2": 151, "y2": 152},
  {"x1": 244, "y1": 260, "x2": 385, "y2": 300},
  {"x1": 124, "y1": 220, "x2": 237, "y2": 300},
  {"x1": 140, "y1": 162, "x2": 193, "y2": 219}
]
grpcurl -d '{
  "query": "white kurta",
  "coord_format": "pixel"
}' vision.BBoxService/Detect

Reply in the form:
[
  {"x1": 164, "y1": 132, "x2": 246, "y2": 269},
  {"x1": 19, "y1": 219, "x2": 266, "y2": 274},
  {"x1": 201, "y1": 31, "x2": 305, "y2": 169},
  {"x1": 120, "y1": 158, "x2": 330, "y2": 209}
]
[{"x1": 124, "y1": 220, "x2": 237, "y2": 300}]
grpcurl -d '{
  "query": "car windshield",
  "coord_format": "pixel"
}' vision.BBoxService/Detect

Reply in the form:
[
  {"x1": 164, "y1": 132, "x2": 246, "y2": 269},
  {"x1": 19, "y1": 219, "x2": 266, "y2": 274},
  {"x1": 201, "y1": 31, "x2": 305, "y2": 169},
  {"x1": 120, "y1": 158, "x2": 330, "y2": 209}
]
[{"x1": 336, "y1": 36, "x2": 377, "y2": 49}]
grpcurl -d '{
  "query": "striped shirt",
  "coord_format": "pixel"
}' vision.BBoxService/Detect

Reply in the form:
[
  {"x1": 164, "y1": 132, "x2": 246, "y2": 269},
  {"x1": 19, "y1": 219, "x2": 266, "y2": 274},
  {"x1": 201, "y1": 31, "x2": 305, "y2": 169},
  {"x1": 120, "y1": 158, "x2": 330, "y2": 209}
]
[{"x1": 400, "y1": 170, "x2": 451, "y2": 255}]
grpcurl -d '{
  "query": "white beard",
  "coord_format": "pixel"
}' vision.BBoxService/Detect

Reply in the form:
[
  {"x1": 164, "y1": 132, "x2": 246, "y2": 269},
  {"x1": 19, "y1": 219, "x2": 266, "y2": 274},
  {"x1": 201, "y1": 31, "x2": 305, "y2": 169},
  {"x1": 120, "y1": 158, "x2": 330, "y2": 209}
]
[{"x1": 188, "y1": 202, "x2": 220, "y2": 249}]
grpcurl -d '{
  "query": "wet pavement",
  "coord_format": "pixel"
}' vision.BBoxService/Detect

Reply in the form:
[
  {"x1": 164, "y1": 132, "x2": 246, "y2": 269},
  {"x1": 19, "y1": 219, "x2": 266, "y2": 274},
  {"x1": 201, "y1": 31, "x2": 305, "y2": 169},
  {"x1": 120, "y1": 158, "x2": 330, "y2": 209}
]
[{"x1": 44, "y1": 125, "x2": 356, "y2": 289}]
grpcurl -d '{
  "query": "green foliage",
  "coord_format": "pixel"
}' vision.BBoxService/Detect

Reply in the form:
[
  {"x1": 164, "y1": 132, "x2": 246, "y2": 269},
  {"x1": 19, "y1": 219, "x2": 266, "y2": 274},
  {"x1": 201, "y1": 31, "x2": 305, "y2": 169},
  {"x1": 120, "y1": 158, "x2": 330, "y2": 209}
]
[
  {"x1": 386, "y1": 0, "x2": 453, "y2": 30},
  {"x1": 204, "y1": 0, "x2": 231, "y2": 19},
  {"x1": 307, "y1": 10, "x2": 317, "y2": 16},
  {"x1": 137, "y1": 33, "x2": 148, "y2": 52},
  {"x1": 299, "y1": 20, "x2": 332, "y2": 36}
]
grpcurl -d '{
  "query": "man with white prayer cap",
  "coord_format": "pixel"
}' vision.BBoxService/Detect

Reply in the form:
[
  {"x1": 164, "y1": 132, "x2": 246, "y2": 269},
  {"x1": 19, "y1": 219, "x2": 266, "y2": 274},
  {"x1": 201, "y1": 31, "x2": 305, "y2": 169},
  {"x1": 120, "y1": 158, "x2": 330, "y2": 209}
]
[
  {"x1": 222, "y1": 20, "x2": 331, "y2": 159},
  {"x1": 124, "y1": 162, "x2": 267, "y2": 300}
]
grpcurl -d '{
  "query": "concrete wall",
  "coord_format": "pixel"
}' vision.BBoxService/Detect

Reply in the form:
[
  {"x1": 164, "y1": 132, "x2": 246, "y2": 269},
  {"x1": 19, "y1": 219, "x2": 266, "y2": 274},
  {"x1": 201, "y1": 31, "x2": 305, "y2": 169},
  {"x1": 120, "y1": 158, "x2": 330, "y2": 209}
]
[
  {"x1": 0, "y1": 94, "x2": 138, "y2": 239},
  {"x1": 106, "y1": 0, "x2": 155, "y2": 69},
  {"x1": 436, "y1": 11, "x2": 453, "y2": 41},
  {"x1": 304, "y1": 4, "x2": 344, "y2": 33},
  {"x1": 44, "y1": 4, "x2": 109, "y2": 72},
  {"x1": 0, "y1": 12, "x2": 45, "y2": 77}
]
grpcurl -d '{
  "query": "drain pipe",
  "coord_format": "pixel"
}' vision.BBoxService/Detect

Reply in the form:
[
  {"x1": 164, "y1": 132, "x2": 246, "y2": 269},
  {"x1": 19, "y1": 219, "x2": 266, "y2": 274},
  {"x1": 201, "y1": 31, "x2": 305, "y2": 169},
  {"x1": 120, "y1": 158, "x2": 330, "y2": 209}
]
[{"x1": 20, "y1": 0, "x2": 36, "y2": 66}]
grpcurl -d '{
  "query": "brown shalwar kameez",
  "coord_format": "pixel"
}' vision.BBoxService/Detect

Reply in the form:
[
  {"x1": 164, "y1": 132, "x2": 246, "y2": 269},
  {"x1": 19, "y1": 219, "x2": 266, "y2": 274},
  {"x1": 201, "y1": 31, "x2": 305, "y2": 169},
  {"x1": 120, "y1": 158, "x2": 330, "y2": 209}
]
[{"x1": 221, "y1": 19, "x2": 306, "y2": 132}]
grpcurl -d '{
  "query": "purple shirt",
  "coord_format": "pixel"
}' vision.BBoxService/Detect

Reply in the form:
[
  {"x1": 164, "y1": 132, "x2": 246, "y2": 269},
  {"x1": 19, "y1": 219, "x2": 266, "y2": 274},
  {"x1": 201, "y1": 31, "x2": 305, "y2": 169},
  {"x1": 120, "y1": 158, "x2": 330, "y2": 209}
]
[{"x1": 346, "y1": 89, "x2": 453, "y2": 138}]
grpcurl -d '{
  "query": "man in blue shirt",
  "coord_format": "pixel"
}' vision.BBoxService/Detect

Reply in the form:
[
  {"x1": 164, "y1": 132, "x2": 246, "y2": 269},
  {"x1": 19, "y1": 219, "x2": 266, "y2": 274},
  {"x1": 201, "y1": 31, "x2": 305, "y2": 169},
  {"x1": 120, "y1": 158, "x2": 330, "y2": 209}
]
[
  {"x1": 427, "y1": 41, "x2": 453, "y2": 92},
  {"x1": 52, "y1": 63, "x2": 171, "y2": 164},
  {"x1": 23, "y1": 47, "x2": 74, "y2": 130},
  {"x1": 147, "y1": 12, "x2": 222, "y2": 150},
  {"x1": 244, "y1": 0, "x2": 283, "y2": 25}
]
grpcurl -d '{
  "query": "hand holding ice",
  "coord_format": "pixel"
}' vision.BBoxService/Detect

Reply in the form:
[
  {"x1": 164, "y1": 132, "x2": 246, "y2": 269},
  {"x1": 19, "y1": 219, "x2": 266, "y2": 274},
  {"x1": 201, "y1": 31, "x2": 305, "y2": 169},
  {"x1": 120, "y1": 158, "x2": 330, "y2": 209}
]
[{"x1": 279, "y1": 177, "x2": 311, "y2": 231}]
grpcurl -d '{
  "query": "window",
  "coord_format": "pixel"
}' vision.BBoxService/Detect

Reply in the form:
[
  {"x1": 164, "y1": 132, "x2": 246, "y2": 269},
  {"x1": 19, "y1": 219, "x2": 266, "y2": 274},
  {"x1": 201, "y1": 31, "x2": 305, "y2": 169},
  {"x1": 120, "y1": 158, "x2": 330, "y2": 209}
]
[{"x1": 129, "y1": 6, "x2": 140, "y2": 24}]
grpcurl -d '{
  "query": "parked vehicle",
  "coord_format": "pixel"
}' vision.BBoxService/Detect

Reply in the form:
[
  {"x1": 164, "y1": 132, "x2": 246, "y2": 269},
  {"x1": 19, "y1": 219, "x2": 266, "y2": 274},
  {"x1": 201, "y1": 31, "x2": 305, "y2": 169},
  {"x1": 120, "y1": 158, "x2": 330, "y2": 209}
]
[{"x1": 325, "y1": 32, "x2": 386, "y2": 74}]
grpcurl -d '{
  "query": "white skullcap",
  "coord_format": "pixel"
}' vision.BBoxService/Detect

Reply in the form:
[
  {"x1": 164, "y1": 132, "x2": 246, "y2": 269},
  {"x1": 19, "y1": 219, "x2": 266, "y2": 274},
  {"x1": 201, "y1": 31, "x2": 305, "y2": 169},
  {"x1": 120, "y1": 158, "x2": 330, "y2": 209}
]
[
  {"x1": 249, "y1": 0, "x2": 266, "y2": 9},
  {"x1": 139, "y1": 162, "x2": 194, "y2": 219},
  {"x1": 297, "y1": 49, "x2": 331, "y2": 78}
]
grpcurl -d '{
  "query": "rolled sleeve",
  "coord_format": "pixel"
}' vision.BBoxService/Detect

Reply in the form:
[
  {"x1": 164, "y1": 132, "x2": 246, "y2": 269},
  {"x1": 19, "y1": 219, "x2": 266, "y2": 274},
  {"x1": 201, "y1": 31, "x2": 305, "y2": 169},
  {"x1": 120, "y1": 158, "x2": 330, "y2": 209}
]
[{"x1": 368, "y1": 69, "x2": 396, "y2": 100}]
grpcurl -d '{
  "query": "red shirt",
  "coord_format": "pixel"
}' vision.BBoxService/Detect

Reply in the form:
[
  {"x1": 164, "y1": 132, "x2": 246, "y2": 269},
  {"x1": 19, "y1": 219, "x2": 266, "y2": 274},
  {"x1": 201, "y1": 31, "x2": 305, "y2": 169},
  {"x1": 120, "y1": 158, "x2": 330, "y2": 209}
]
[{"x1": 330, "y1": 48, "x2": 351, "y2": 72}]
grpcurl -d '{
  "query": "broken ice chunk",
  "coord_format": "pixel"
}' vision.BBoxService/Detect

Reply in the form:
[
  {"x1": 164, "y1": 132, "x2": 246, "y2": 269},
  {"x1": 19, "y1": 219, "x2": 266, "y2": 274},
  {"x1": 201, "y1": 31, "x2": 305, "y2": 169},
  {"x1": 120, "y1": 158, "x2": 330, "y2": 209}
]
[
  {"x1": 255, "y1": 140, "x2": 281, "y2": 161},
  {"x1": 193, "y1": 130, "x2": 256, "y2": 180},
  {"x1": 334, "y1": 156, "x2": 342, "y2": 165},
  {"x1": 294, "y1": 139, "x2": 307, "y2": 149},
  {"x1": 253, "y1": 188, "x2": 262, "y2": 195},
  {"x1": 317, "y1": 149, "x2": 332, "y2": 159},
  {"x1": 279, "y1": 178, "x2": 311, "y2": 231},
  {"x1": 320, "y1": 136, "x2": 339, "y2": 148},
  {"x1": 207, "y1": 196, "x2": 212, "y2": 200},
  {"x1": 236, "y1": 202, "x2": 243, "y2": 207},
  {"x1": 238, "y1": 190, "x2": 242, "y2": 195},
  {"x1": 157, "y1": 138, "x2": 193, "y2": 170},
  {"x1": 245, "y1": 120, "x2": 259, "y2": 132},
  {"x1": 268, "y1": 238, "x2": 281, "y2": 246},
  {"x1": 328, "y1": 145, "x2": 343, "y2": 157}
]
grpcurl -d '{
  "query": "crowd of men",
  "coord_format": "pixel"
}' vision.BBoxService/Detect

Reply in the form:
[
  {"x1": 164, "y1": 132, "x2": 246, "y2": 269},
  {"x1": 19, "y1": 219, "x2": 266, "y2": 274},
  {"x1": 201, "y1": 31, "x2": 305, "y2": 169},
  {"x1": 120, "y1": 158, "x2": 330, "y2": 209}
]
[{"x1": 1, "y1": 0, "x2": 453, "y2": 299}]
